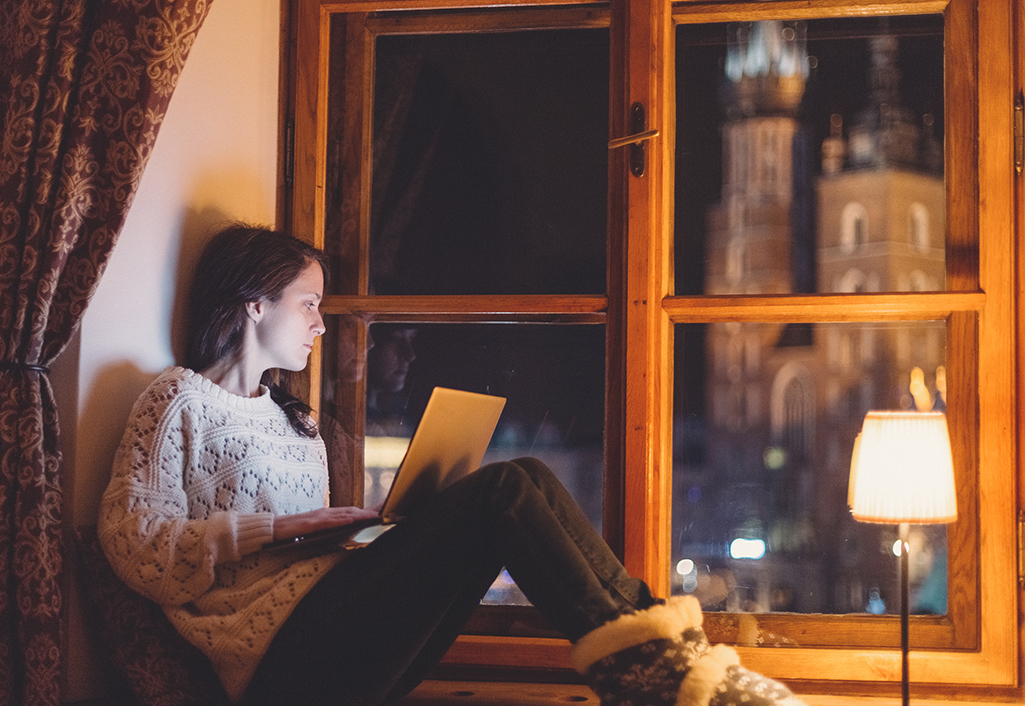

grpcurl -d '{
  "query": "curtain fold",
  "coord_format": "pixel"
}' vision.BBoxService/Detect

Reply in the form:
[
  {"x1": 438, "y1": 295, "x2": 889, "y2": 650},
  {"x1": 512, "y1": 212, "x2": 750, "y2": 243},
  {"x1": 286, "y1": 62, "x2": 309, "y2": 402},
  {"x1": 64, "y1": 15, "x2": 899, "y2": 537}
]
[{"x1": 0, "y1": 1, "x2": 211, "y2": 703}]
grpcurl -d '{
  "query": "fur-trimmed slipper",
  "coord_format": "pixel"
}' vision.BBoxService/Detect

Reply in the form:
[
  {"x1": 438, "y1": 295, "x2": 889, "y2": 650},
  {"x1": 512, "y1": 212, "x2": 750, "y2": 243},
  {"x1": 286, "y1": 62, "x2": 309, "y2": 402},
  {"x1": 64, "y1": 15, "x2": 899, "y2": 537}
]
[
  {"x1": 571, "y1": 596, "x2": 805, "y2": 706},
  {"x1": 678, "y1": 643, "x2": 806, "y2": 706}
]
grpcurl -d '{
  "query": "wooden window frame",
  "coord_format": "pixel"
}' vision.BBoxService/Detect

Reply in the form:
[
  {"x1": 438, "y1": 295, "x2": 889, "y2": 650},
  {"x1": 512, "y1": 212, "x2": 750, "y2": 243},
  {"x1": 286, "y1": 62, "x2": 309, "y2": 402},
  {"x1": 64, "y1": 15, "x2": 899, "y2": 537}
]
[{"x1": 283, "y1": 0, "x2": 1023, "y2": 698}]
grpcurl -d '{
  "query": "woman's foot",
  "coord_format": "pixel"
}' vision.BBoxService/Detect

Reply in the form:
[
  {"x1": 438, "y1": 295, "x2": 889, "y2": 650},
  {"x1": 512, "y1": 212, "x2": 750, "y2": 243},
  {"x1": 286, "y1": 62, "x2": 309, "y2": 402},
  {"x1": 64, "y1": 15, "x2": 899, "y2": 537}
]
[{"x1": 571, "y1": 596, "x2": 806, "y2": 706}]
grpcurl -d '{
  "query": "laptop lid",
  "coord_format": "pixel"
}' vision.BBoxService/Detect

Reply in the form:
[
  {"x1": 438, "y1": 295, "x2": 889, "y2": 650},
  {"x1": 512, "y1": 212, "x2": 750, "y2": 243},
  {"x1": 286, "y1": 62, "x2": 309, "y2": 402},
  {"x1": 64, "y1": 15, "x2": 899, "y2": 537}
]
[{"x1": 379, "y1": 386, "x2": 506, "y2": 521}]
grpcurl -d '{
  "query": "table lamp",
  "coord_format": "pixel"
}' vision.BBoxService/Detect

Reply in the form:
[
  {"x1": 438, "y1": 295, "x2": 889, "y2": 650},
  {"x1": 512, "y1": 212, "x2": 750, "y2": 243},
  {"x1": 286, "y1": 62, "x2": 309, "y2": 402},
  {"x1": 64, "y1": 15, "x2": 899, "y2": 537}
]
[{"x1": 848, "y1": 411, "x2": 958, "y2": 706}]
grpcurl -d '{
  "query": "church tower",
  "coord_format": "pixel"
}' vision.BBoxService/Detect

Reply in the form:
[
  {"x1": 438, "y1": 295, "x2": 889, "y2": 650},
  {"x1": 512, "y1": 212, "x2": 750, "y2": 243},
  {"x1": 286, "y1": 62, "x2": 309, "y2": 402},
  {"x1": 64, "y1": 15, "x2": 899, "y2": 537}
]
[
  {"x1": 705, "y1": 20, "x2": 811, "y2": 296},
  {"x1": 704, "y1": 22, "x2": 814, "y2": 459},
  {"x1": 816, "y1": 34, "x2": 945, "y2": 296},
  {"x1": 815, "y1": 33, "x2": 946, "y2": 428},
  {"x1": 700, "y1": 22, "x2": 818, "y2": 612}
]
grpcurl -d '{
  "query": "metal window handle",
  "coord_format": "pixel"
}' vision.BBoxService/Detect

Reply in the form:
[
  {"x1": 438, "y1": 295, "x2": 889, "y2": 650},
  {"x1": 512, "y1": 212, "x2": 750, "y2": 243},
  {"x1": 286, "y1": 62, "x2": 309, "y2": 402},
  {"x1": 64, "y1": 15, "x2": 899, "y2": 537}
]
[
  {"x1": 608, "y1": 128, "x2": 660, "y2": 150},
  {"x1": 608, "y1": 103, "x2": 656, "y2": 177}
]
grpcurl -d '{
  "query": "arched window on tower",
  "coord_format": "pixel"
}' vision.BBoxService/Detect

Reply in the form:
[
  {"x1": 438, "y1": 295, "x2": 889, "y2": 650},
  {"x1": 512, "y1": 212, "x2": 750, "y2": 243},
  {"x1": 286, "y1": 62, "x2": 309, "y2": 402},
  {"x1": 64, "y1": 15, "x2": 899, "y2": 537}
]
[
  {"x1": 840, "y1": 202, "x2": 868, "y2": 253},
  {"x1": 760, "y1": 127, "x2": 778, "y2": 186},
  {"x1": 726, "y1": 238, "x2": 747, "y2": 284},
  {"x1": 729, "y1": 384, "x2": 745, "y2": 432},
  {"x1": 771, "y1": 364, "x2": 814, "y2": 461},
  {"x1": 838, "y1": 331, "x2": 853, "y2": 371},
  {"x1": 908, "y1": 202, "x2": 930, "y2": 252},
  {"x1": 727, "y1": 334, "x2": 743, "y2": 380}
]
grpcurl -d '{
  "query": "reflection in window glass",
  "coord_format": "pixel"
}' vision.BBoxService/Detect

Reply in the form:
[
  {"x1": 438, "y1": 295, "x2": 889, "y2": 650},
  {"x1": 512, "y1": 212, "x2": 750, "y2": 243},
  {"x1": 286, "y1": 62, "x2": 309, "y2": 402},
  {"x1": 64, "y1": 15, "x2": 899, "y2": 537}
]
[
  {"x1": 354, "y1": 323, "x2": 607, "y2": 603},
  {"x1": 360, "y1": 324, "x2": 605, "y2": 515},
  {"x1": 676, "y1": 16, "x2": 944, "y2": 295},
  {"x1": 365, "y1": 30, "x2": 608, "y2": 295},
  {"x1": 673, "y1": 321, "x2": 947, "y2": 616},
  {"x1": 320, "y1": 314, "x2": 369, "y2": 507}
]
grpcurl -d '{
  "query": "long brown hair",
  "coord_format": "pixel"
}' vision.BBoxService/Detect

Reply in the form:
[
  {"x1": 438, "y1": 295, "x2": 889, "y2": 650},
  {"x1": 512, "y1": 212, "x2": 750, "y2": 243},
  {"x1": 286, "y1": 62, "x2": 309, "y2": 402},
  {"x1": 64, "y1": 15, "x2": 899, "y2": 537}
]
[{"x1": 186, "y1": 224, "x2": 329, "y2": 437}]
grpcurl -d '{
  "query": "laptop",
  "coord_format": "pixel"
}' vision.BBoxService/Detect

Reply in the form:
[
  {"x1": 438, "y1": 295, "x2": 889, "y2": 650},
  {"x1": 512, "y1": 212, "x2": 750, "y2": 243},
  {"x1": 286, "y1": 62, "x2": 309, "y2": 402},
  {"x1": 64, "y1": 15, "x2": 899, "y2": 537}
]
[{"x1": 265, "y1": 386, "x2": 506, "y2": 552}]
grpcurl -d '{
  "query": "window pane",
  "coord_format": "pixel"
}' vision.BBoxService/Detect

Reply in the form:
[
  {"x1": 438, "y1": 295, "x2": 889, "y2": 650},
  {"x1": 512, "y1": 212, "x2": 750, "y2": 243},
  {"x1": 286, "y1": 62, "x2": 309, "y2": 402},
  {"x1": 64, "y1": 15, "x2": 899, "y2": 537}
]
[
  {"x1": 360, "y1": 324, "x2": 604, "y2": 521},
  {"x1": 352, "y1": 29, "x2": 608, "y2": 295},
  {"x1": 359, "y1": 323, "x2": 605, "y2": 605},
  {"x1": 672, "y1": 321, "x2": 948, "y2": 616},
  {"x1": 320, "y1": 320, "x2": 606, "y2": 516},
  {"x1": 675, "y1": 16, "x2": 944, "y2": 295}
]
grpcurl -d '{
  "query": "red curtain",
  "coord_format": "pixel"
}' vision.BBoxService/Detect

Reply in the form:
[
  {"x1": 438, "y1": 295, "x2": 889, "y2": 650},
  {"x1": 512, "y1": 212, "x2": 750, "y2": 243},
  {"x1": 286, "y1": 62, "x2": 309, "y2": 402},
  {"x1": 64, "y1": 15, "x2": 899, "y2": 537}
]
[{"x1": 0, "y1": 1, "x2": 211, "y2": 703}]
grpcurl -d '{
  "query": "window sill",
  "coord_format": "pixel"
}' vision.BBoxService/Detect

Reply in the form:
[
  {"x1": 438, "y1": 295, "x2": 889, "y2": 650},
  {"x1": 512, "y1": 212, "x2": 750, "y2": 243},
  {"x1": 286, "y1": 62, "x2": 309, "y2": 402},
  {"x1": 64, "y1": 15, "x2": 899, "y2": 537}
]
[{"x1": 396, "y1": 681, "x2": 1025, "y2": 706}]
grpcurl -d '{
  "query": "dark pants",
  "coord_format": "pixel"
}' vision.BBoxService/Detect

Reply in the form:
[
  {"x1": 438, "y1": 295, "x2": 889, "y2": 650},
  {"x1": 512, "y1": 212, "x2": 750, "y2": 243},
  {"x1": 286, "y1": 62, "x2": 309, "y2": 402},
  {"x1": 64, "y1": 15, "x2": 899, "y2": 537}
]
[{"x1": 243, "y1": 457, "x2": 656, "y2": 706}]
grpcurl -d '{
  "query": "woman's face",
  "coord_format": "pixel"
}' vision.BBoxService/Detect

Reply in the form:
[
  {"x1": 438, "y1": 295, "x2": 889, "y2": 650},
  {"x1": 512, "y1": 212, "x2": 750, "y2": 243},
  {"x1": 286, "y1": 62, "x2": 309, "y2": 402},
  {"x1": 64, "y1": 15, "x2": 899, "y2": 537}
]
[
  {"x1": 250, "y1": 262, "x2": 326, "y2": 372},
  {"x1": 368, "y1": 328, "x2": 417, "y2": 393}
]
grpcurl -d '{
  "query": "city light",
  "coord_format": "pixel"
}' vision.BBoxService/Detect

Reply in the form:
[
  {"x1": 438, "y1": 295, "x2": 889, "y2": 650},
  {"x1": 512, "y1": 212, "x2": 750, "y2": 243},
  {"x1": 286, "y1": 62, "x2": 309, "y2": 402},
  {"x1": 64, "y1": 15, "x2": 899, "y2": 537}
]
[
  {"x1": 730, "y1": 538, "x2": 766, "y2": 560},
  {"x1": 364, "y1": 436, "x2": 410, "y2": 468},
  {"x1": 676, "y1": 558, "x2": 699, "y2": 593}
]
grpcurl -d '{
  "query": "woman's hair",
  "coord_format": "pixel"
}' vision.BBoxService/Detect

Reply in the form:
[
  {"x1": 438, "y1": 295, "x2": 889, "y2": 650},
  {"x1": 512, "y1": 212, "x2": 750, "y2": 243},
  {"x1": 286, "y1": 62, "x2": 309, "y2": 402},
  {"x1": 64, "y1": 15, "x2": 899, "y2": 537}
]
[{"x1": 186, "y1": 223, "x2": 329, "y2": 438}]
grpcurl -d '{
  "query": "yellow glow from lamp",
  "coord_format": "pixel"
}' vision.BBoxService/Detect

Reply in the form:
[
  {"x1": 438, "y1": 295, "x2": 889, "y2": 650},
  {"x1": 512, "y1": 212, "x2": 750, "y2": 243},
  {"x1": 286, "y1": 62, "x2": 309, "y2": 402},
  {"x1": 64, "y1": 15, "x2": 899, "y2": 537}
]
[{"x1": 848, "y1": 411, "x2": 957, "y2": 525}]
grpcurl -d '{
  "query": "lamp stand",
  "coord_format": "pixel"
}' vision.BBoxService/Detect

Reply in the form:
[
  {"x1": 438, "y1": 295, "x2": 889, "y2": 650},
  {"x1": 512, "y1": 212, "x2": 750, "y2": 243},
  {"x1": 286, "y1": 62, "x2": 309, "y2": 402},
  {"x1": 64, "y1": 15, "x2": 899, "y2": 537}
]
[{"x1": 899, "y1": 522, "x2": 910, "y2": 706}]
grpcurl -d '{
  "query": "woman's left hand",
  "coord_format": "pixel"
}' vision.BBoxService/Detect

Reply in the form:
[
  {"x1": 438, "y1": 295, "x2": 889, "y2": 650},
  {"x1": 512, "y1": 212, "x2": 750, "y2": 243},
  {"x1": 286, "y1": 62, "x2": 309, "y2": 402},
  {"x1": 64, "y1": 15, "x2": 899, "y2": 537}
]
[{"x1": 271, "y1": 506, "x2": 380, "y2": 541}]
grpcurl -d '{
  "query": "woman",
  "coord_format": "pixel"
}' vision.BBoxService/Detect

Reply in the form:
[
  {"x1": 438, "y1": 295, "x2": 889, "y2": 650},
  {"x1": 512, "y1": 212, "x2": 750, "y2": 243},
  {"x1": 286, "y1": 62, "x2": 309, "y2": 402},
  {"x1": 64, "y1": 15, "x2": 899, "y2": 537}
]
[{"x1": 99, "y1": 224, "x2": 804, "y2": 706}]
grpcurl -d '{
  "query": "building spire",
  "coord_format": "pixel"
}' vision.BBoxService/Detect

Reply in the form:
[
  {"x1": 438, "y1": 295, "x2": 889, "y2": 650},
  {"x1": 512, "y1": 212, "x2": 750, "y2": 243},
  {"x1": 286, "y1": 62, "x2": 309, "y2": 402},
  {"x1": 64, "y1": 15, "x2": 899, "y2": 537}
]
[
  {"x1": 844, "y1": 28, "x2": 929, "y2": 171},
  {"x1": 722, "y1": 21, "x2": 810, "y2": 118}
]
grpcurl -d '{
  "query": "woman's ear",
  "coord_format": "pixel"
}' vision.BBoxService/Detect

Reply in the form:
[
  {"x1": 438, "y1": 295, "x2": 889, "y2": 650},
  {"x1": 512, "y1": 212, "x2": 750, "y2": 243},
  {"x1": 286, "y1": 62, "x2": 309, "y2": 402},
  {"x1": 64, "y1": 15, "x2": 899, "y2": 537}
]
[{"x1": 245, "y1": 300, "x2": 265, "y2": 323}]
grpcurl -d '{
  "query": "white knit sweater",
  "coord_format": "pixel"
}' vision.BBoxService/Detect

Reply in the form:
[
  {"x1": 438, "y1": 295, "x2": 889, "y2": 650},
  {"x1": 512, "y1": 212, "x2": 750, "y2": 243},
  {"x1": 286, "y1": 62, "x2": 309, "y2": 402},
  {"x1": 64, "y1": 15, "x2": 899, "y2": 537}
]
[{"x1": 98, "y1": 367, "x2": 345, "y2": 702}]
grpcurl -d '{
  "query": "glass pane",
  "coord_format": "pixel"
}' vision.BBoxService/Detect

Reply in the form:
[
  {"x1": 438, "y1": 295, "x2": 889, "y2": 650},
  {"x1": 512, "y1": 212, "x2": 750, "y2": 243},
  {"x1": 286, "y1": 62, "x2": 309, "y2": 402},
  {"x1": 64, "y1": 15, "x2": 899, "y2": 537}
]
[
  {"x1": 361, "y1": 324, "x2": 605, "y2": 520},
  {"x1": 672, "y1": 321, "x2": 948, "y2": 617},
  {"x1": 345, "y1": 29, "x2": 608, "y2": 295},
  {"x1": 675, "y1": 16, "x2": 945, "y2": 295},
  {"x1": 318, "y1": 322, "x2": 607, "y2": 605}
]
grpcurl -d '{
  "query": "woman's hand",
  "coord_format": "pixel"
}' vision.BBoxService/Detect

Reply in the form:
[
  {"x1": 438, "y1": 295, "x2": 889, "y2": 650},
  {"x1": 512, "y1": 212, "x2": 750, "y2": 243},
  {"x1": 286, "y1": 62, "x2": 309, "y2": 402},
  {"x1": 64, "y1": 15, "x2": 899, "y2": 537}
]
[{"x1": 271, "y1": 506, "x2": 380, "y2": 542}]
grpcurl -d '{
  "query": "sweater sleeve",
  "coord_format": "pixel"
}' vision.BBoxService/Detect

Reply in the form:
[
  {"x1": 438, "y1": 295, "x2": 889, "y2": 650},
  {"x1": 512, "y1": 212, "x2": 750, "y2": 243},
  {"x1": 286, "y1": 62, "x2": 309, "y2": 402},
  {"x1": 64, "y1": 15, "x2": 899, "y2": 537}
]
[{"x1": 98, "y1": 381, "x2": 274, "y2": 606}]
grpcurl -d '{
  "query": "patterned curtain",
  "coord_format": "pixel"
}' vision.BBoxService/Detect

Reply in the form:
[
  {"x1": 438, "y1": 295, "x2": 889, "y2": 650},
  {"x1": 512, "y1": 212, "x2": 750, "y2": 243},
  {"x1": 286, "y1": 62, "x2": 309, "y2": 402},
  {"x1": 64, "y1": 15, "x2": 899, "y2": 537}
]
[{"x1": 0, "y1": 1, "x2": 211, "y2": 704}]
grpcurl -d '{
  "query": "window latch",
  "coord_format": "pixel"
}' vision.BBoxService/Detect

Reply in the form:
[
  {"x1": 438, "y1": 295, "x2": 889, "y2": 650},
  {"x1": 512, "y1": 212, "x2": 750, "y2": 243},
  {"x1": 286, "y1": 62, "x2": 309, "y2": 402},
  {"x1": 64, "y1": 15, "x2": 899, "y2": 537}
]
[
  {"x1": 1019, "y1": 510, "x2": 1025, "y2": 589},
  {"x1": 609, "y1": 103, "x2": 659, "y2": 178}
]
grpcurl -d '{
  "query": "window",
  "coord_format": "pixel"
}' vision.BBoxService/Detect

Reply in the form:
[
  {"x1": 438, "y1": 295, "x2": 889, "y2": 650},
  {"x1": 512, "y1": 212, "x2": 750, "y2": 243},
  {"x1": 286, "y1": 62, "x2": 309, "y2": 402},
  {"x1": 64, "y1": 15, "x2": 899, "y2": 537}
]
[
  {"x1": 726, "y1": 238, "x2": 747, "y2": 284},
  {"x1": 840, "y1": 202, "x2": 869, "y2": 253},
  {"x1": 769, "y1": 363, "x2": 814, "y2": 457},
  {"x1": 286, "y1": 0, "x2": 1020, "y2": 696},
  {"x1": 909, "y1": 201, "x2": 931, "y2": 251}
]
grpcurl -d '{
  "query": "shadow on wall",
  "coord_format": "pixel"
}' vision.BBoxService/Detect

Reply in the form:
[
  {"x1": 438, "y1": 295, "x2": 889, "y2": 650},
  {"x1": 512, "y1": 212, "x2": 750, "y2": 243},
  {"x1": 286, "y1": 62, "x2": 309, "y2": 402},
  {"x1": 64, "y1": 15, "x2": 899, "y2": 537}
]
[
  {"x1": 75, "y1": 361, "x2": 160, "y2": 525},
  {"x1": 170, "y1": 204, "x2": 239, "y2": 365},
  {"x1": 75, "y1": 204, "x2": 237, "y2": 524}
]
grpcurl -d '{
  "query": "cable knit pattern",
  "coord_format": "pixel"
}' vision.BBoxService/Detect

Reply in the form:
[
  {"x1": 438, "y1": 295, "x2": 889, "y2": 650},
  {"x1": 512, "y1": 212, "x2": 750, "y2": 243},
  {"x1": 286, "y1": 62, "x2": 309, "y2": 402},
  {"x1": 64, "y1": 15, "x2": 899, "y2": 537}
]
[{"x1": 98, "y1": 367, "x2": 344, "y2": 702}]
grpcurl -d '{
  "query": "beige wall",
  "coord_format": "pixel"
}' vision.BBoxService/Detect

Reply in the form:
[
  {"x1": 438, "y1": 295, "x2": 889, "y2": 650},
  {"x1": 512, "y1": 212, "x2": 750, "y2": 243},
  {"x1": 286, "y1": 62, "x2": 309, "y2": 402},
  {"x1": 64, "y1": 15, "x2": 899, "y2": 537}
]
[{"x1": 57, "y1": 0, "x2": 282, "y2": 698}]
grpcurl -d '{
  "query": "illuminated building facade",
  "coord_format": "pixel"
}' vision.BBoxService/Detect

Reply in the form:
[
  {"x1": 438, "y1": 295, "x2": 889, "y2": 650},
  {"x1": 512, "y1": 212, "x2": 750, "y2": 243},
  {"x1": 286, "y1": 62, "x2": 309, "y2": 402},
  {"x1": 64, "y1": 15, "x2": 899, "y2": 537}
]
[{"x1": 697, "y1": 22, "x2": 945, "y2": 613}]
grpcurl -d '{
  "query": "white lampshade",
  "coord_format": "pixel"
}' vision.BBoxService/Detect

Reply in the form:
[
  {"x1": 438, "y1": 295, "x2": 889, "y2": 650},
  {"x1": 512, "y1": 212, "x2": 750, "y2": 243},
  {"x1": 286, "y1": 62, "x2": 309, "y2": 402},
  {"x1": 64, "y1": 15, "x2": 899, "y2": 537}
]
[{"x1": 848, "y1": 411, "x2": 957, "y2": 524}]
